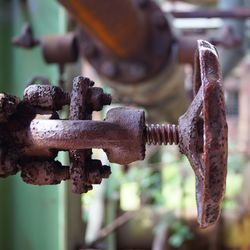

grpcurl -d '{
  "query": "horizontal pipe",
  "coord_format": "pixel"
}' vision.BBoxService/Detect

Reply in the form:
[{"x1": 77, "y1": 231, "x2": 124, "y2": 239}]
[
  {"x1": 17, "y1": 119, "x2": 132, "y2": 151},
  {"x1": 58, "y1": 0, "x2": 148, "y2": 59},
  {"x1": 170, "y1": 8, "x2": 250, "y2": 19}
]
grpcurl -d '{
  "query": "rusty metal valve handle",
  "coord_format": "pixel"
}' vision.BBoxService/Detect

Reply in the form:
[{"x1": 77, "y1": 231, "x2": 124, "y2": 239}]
[
  {"x1": 146, "y1": 40, "x2": 228, "y2": 228},
  {"x1": 0, "y1": 40, "x2": 227, "y2": 228}
]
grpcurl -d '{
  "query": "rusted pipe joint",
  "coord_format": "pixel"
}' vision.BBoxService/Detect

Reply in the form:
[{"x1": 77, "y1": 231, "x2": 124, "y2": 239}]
[
  {"x1": 12, "y1": 25, "x2": 79, "y2": 65},
  {"x1": 104, "y1": 107, "x2": 146, "y2": 164},
  {"x1": 59, "y1": 0, "x2": 173, "y2": 83},
  {"x1": 41, "y1": 33, "x2": 79, "y2": 64}
]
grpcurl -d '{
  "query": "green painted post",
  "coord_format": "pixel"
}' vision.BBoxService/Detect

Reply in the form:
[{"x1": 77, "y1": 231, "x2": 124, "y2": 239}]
[
  {"x1": 0, "y1": 1, "x2": 15, "y2": 248},
  {"x1": 0, "y1": 1, "x2": 73, "y2": 249}
]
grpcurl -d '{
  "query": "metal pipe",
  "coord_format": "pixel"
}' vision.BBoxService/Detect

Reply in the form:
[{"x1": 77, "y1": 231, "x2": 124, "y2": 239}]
[
  {"x1": 170, "y1": 8, "x2": 250, "y2": 19},
  {"x1": 58, "y1": 0, "x2": 148, "y2": 59},
  {"x1": 20, "y1": 119, "x2": 131, "y2": 150}
]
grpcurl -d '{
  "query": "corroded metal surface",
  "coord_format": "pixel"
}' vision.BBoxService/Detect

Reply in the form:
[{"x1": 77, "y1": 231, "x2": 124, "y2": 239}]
[
  {"x1": 0, "y1": 93, "x2": 20, "y2": 122},
  {"x1": 68, "y1": 76, "x2": 112, "y2": 193},
  {"x1": 0, "y1": 45, "x2": 228, "y2": 227},
  {"x1": 15, "y1": 114, "x2": 145, "y2": 165},
  {"x1": 104, "y1": 107, "x2": 145, "y2": 164},
  {"x1": 145, "y1": 40, "x2": 228, "y2": 228},
  {"x1": 23, "y1": 84, "x2": 70, "y2": 111},
  {"x1": 21, "y1": 161, "x2": 70, "y2": 185},
  {"x1": 179, "y1": 40, "x2": 228, "y2": 228},
  {"x1": 0, "y1": 76, "x2": 113, "y2": 193}
]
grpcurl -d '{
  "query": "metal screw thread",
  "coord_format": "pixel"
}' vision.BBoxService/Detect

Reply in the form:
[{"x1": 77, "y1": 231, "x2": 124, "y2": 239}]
[{"x1": 146, "y1": 124, "x2": 179, "y2": 145}]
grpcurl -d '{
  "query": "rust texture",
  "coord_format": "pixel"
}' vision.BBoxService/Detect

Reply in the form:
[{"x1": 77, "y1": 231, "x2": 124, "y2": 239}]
[
  {"x1": 0, "y1": 76, "x2": 146, "y2": 192},
  {"x1": 0, "y1": 77, "x2": 114, "y2": 193},
  {"x1": 68, "y1": 76, "x2": 111, "y2": 193},
  {"x1": 58, "y1": 0, "x2": 172, "y2": 83},
  {"x1": 145, "y1": 40, "x2": 228, "y2": 228},
  {"x1": 178, "y1": 40, "x2": 228, "y2": 228},
  {"x1": 23, "y1": 84, "x2": 70, "y2": 111},
  {"x1": 0, "y1": 40, "x2": 228, "y2": 226},
  {"x1": 0, "y1": 93, "x2": 20, "y2": 122},
  {"x1": 21, "y1": 161, "x2": 70, "y2": 185}
]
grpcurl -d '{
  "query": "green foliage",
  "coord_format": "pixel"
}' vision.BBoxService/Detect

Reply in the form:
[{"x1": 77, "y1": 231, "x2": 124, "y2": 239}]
[{"x1": 169, "y1": 221, "x2": 193, "y2": 248}]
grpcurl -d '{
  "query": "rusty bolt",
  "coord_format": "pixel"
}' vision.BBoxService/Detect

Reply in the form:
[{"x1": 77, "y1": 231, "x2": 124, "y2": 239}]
[
  {"x1": 21, "y1": 161, "x2": 70, "y2": 185},
  {"x1": 23, "y1": 84, "x2": 70, "y2": 111},
  {"x1": 87, "y1": 87, "x2": 112, "y2": 112}
]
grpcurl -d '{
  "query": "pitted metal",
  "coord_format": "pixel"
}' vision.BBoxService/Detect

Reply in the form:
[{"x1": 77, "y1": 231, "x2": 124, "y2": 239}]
[
  {"x1": 145, "y1": 40, "x2": 228, "y2": 228},
  {"x1": 23, "y1": 84, "x2": 70, "y2": 111},
  {"x1": 68, "y1": 76, "x2": 112, "y2": 194},
  {"x1": 0, "y1": 41, "x2": 228, "y2": 227}
]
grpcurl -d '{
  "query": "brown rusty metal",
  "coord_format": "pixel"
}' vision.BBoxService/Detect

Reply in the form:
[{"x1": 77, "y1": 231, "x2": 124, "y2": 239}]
[
  {"x1": 23, "y1": 84, "x2": 70, "y2": 111},
  {"x1": 41, "y1": 33, "x2": 78, "y2": 64},
  {"x1": 189, "y1": 40, "x2": 227, "y2": 228},
  {"x1": 0, "y1": 40, "x2": 228, "y2": 227},
  {"x1": 170, "y1": 8, "x2": 250, "y2": 19},
  {"x1": 146, "y1": 40, "x2": 228, "y2": 228},
  {"x1": 15, "y1": 113, "x2": 145, "y2": 165},
  {"x1": 0, "y1": 77, "x2": 113, "y2": 193},
  {"x1": 12, "y1": 24, "x2": 79, "y2": 65},
  {"x1": 21, "y1": 161, "x2": 70, "y2": 185},
  {"x1": 59, "y1": 0, "x2": 173, "y2": 83},
  {"x1": 146, "y1": 124, "x2": 179, "y2": 145},
  {"x1": 0, "y1": 93, "x2": 20, "y2": 122}
]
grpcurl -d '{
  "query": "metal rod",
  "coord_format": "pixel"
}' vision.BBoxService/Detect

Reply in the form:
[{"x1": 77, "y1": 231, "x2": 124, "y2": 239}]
[
  {"x1": 170, "y1": 8, "x2": 250, "y2": 19},
  {"x1": 18, "y1": 119, "x2": 132, "y2": 150}
]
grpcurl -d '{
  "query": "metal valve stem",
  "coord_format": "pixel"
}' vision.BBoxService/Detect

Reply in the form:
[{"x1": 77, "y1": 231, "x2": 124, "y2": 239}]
[{"x1": 146, "y1": 124, "x2": 179, "y2": 145}]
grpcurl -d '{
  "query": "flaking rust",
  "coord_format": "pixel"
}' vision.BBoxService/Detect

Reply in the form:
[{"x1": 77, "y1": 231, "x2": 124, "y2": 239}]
[
  {"x1": 146, "y1": 40, "x2": 228, "y2": 228},
  {"x1": 0, "y1": 40, "x2": 227, "y2": 228},
  {"x1": 179, "y1": 40, "x2": 228, "y2": 228}
]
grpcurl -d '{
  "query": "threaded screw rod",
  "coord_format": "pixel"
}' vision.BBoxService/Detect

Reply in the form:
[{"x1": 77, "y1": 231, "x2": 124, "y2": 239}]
[{"x1": 146, "y1": 124, "x2": 179, "y2": 145}]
